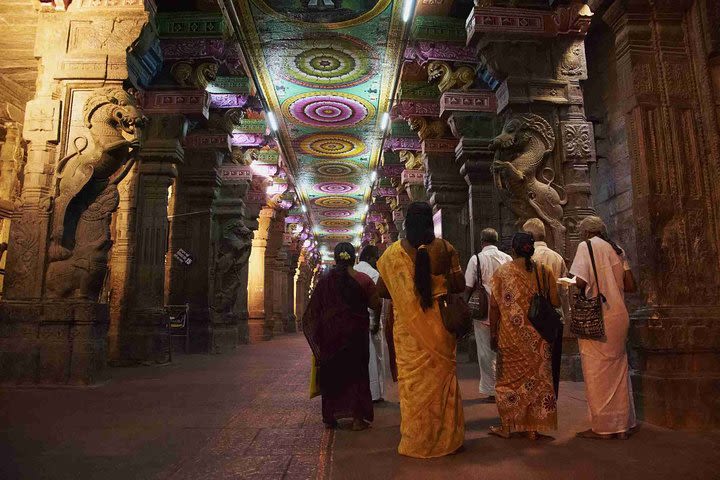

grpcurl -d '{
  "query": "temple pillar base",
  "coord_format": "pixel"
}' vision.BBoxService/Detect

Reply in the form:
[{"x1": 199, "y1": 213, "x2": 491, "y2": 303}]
[
  {"x1": 0, "y1": 301, "x2": 109, "y2": 385},
  {"x1": 210, "y1": 323, "x2": 239, "y2": 354},
  {"x1": 111, "y1": 309, "x2": 170, "y2": 365},
  {"x1": 248, "y1": 315, "x2": 271, "y2": 343},
  {"x1": 630, "y1": 305, "x2": 720, "y2": 429}
]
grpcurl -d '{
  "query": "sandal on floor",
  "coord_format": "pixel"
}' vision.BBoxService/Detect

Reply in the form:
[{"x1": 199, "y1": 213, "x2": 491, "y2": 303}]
[
  {"x1": 575, "y1": 429, "x2": 615, "y2": 440},
  {"x1": 489, "y1": 426, "x2": 511, "y2": 439}
]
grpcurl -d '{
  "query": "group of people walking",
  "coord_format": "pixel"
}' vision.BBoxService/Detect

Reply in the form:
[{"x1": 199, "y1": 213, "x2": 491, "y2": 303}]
[{"x1": 302, "y1": 201, "x2": 638, "y2": 458}]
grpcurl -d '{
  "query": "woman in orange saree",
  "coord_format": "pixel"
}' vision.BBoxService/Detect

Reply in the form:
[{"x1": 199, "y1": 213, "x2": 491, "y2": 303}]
[{"x1": 376, "y1": 202, "x2": 466, "y2": 458}]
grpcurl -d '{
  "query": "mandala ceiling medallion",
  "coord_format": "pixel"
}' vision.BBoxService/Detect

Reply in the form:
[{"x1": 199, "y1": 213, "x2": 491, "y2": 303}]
[
  {"x1": 311, "y1": 160, "x2": 362, "y2": 177},
  {"x1": 321, "y1": 209, "x2": 354, "y2": 218},
  {"x1": 320, "y1": 219, "x2": 355, "y2": 228},
  {"x1": 314, "y1": 181, "x2": 359, "y2": 194},
  {"x1": 313, "y1": 196, "x2": 358, "y2": 209},
  {"x1": 253, "y1": 0, "x2": 391, "y2": 28},
  {"x1": 282, "y1": 92, "x2": 375, "y2": 129},
  {"x1": 300, "y1": 133, "x2": 366, "y2": 159},
  {"x1": 285, "y1": 36, "x2": 375, "y2": 89},
  {"x1": 324, "y1": 234, "x2": 354, "y2": 242}
]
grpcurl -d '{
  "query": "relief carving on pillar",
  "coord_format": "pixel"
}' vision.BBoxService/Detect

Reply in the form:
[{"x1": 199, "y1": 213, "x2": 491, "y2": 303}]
[
  {"x1": 212, "y1": 219, "x2": 253, "y2": 323},
  {"x1": 491, "y1": 113, "x2": 567, "y2": 255},
  {"x1": 46, "y1": 87, "x2": 146, "y2": 300},
  {"x1": 399, "y1": 150, "x2": 424, "y2": 171},
  {"x1": 170, "y1": 61, "x2": 219, "y2": 89},
  {"x1": 427, "y1": 61, "x2": 475, "y2": 93},
  {"x1": 408, "y1": 116, "x2": 448, "y2": 141}
]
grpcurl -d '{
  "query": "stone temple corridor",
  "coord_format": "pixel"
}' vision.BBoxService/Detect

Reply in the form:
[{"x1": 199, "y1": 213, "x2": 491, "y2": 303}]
[{"x1": 0, "y1": 0, "x2": 719, "y2": 478}]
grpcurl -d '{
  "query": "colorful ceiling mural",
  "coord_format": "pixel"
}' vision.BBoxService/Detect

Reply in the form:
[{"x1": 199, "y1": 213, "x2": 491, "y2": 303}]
[{"x1": 232, "y1": 0, "x2": 408, "y2": 262}]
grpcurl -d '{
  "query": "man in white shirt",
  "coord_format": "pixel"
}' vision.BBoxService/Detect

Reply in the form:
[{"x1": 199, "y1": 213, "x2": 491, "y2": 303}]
[
  {"x1": 463, "y1": 228, "x2": 512, "y2": 402},
  {"x1": 523, "y1": 217, "x2": 568, "y2": 396},
  {"x1": 354, "y1": 245, "x2": 385, "y2": 402}
]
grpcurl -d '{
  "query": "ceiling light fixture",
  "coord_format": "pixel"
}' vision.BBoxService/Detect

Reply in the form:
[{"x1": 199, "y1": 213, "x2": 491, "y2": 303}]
[
  {"x1": 301, "y1": 204, "x2": 307, "y2": 213},
  {"x1": 370, "y1": 171, "x2": 377, "y2": 182},
  {"x1": 266, "y1": 111, "x2": 279, "y2": 132},
  {"x1": 380, "y1": 111, "x2": 390, "y2": 130},
  {"x1": 402, "y1": 0, "x2": 416, "y2": 22}
]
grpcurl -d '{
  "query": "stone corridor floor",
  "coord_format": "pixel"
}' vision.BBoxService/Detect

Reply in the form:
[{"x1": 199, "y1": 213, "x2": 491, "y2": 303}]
[{"x1": 1, "y1": 333, "x2": 719, "y2": 480}]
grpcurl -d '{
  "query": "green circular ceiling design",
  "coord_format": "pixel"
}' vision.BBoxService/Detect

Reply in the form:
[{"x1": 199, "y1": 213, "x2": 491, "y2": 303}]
[
  {"x1": 299, "y1": 133, "x2": 366, "y2": 159},
  {"x1": 310, "y1": 160, "x2": 362, "y2": 178},
  {"x1": 252, "y1": 0, "x2": 391, "y2": 28},
  {"x1": 284, "y1": 36, "x2": 375, "y2": 89},
  {"x1": 282, "y1": 92, "x2": 375, "y2": 129}
]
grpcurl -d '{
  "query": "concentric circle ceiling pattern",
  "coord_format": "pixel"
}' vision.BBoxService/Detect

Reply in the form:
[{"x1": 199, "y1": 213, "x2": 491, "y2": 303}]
[
  {"x1": 241, "y1": 0, "x2": 403, "y2": 258},
  {"x1": 283, "y1": 92, "x2": 375, "y2": 129},
  {"x1": 285, "y1": 36, "x2": 375, "y2": 88},
  {"x1": 299, "y1": 133, "x2": 366, "y2": 159}
]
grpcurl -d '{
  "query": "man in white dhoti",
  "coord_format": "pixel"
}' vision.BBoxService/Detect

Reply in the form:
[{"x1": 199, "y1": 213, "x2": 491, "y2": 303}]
[
  {"x1": 464, "y1": 228, "x2": 512, "y2": 402},
  {"x1": 570, "y1": 216, "x2": 638, "y2": 440},
  {"x1": 354, "y1": 245, "x2": 385, "y2": 402}
]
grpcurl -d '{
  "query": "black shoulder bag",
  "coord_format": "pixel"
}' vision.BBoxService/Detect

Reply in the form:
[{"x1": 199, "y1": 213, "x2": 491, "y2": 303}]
[
  {"x1": 468, "y1": 254, "x2": 488, "y2": 320},
  {"x1": 528, "y1": 262, "x2": 562, "y2": 344},
  {"x1": 437, "y1": 240, "x2": 472, "y2": 339}
]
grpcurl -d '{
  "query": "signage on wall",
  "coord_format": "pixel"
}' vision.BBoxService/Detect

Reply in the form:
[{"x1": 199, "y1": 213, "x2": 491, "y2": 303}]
[{"x1": 174, "y1": 248, "x2": 194, "y2": 266}]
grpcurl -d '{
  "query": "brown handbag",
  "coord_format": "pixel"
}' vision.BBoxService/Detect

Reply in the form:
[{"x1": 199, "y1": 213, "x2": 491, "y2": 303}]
[
  {"x1": 570, "y1": 240, "x2": 606, "y2": 339},
  {"x1": 467, "y1": 253, "x2": 488, "y2": 320},
  {"x1": 437, "y1": 240, "x2": 472, "y2": 338}
]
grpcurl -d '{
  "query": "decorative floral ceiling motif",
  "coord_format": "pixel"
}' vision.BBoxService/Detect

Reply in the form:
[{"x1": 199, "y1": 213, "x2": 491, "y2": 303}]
[{"x1": 234, "y1": 0, "x2": 405, "y2": 261}]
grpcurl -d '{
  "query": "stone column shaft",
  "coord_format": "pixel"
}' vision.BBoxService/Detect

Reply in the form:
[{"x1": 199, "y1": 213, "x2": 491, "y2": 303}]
[{"x1": 247, "y1": 207, "x2": 273, "y2": 342}]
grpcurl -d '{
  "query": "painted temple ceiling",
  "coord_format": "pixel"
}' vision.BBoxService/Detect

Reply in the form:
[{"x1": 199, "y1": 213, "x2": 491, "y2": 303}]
[{"x1": 231, "y1": 0, "x2": 407, "y2": 261}]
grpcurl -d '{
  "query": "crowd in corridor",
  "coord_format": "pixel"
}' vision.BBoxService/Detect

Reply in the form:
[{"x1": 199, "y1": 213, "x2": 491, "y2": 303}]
[{"x1": 302, "y1": 201, "x2": 638, "y2": 458}]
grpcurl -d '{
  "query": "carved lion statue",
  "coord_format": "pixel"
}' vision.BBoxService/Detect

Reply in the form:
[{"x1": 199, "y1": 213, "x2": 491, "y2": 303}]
[
  {"x1": 490, "y1": 113, "x2": 568, "y2": 255},
  {"x1": 407, "y1": 116, "x2": 447, "y2": 141},
  {"x1": 46, "y1": 87, "x2": 145, "y2": 300},
  {"x1": 427, "y1": 61, "x2": 475, "y2": 93},
  {"x1": 399, "y1": 150, "x2": 424, "y2": 171}
]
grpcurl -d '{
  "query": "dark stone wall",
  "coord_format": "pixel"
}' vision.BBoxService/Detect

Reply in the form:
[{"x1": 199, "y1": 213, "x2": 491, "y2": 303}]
[{"x1": 583, "y1": 19, "x2": 638, "y2": 273}]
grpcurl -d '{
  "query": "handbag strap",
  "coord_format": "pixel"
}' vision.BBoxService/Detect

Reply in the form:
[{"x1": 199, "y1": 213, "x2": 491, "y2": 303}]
[
  {"x1": 532, "y1": 261, "x2": 547, "y2": 298},
  {"x1": 586, "y1": 240, "x2": 607, "y2": 303},
  {"x1": 475, "y1": 253, "x2": 482, "y2": 292}
]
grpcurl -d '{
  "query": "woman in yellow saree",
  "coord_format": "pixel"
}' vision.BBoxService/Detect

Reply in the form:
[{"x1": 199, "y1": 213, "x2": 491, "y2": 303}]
[{"x1": 376, "y1": 202, "x2": 466, "y2": 458}]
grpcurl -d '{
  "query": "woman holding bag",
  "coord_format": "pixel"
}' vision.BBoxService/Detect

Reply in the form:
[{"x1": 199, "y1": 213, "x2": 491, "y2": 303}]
[
  {"x1": 570, "y1": 216, "x2": 637, "y2": 440},
  {"x1": 376, "y1": 201, "x2": 466, "y2": 458}
]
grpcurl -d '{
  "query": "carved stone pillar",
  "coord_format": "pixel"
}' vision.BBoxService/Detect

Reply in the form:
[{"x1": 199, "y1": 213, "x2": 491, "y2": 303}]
[
  {"x1": 441, "y1": 92, "x2": 499, "y2": 253},
  {"x1": 247, "y1": 207, "x2": 273, "y2": 342},
  {"x1": 467, "y1": 2, "x2": 596, "y2": 260},
  {"x1": 603, "y1": 0, "x2": 720, "y2": 429},
  {"x1": 110, "y1": 115, "x2": 185, "y2": 363},
  {"x1": 211, "y1": 163, "x2": 252, "y2": 351},
  {"x1": 0, "y1": 2, "x2": 158, "y2": 384},
  {"x1": 423, "y1": 139, "x2": 470, "y2": 264},
  {"x1": 0, "y1": 122, "x2": 22, "y2": 292},
  {"x1": 265, "y1": 210, "x2": 287, "y2": 335},
  {"x1": 166, "y1": 136, "x2": 224, "y2": 353}
]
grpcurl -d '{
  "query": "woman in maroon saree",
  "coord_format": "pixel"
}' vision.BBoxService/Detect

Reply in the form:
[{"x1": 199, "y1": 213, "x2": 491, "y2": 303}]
[{"x1": 303, "y1": 242, "x2": 382, "y2": 431}]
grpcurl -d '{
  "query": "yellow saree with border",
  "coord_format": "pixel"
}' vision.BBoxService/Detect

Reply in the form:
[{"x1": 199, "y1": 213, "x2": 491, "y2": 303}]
[{"x1": 377, "y1": 241, "x2": 464, "y2": 458}]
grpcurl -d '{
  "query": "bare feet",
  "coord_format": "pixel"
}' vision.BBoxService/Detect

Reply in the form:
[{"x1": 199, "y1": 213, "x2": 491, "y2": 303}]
[
  {"x1": 489, "y1": 425, "x2": 511, "y2": 439},
  {"x1": 351, "y1": 419, "x2": 369, "y2": 431},
  {"x1": 576, "y1": 429, "x2": 615, "y2": 440}
]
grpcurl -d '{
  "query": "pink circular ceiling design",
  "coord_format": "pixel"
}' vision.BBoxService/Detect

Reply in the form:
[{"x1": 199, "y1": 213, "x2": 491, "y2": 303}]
[
  {"x1": 325, "y1": 228, "x2": 351, "y2": 233},
  {"x1": 283, "y1": 93, "x2": 375, "y2": 129},
  {"x1": 324, "y1": 234, "x2": 354, "y2": 242},
  {"x1": 321, "y1": 210, "x2": 354, "y2": 218},
  {"x1": 314, "y1": 182, "x2": 359, "y2": 195}
]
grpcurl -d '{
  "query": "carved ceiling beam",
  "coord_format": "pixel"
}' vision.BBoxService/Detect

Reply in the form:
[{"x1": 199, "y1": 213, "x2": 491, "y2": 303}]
[
  {"x1": 144, "y1": 90, "x2": 210, "y2": 120},
  {"x1": 412, "y1": 16, "x2": 468, "y2": 43},
  {"x1": 391, "y1": 100, "x2": 440, "y2": 120},
  {"x1": 384, "y1": 136, "x2": 421, "y2": 152},
  {"x1": 404, "y1": 41, "x2": 478, "y2": 66},
  {"x1": 439, "y1": 90, "x2": 497, "y2": 119}
]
